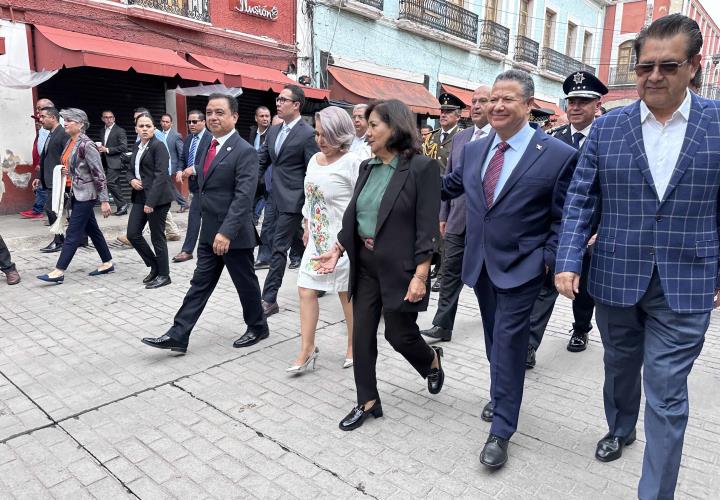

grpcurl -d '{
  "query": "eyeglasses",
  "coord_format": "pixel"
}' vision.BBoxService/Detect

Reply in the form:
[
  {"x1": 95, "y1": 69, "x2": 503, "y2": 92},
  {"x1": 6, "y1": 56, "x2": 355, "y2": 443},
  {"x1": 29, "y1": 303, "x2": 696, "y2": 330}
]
[
  {"x1": 634, "y1": 59, "x2": 690, "y2": 76},
  {"x1": 186, "y1": 119, "x2": 203, "y2": 125},
  {"x1": 275, "y1": 97, "x2": 296, "y2": 104}
]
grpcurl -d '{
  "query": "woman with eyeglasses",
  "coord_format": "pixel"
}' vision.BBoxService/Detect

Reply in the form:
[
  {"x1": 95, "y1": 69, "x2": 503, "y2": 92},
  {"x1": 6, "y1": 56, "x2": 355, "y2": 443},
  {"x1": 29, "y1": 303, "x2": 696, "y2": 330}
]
[
  {"x1": 127, "y1": 113, "x2": 174, "y2": 289},
  {"x1": 37, "y1": 108, "x2": 114, "y2": 284},
  {"x1": 313, "y1": 99, "x2": 445, "y2": 431}
]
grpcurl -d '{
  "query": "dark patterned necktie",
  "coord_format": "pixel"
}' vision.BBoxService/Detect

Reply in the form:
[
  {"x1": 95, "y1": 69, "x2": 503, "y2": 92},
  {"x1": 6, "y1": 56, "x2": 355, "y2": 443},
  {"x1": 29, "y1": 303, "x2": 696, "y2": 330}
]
[
  {"x1": 572, "y1": 132, "x2": 584, "y2": 149},
  {"x1": 483, "y1": 141, "x2": 510, "y2": 207}
]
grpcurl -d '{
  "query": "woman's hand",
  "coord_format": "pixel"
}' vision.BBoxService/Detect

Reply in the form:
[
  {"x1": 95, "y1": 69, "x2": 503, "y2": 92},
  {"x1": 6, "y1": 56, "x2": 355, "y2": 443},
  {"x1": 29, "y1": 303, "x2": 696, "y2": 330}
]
[
  {"x1": 143, "y1": 205, "x2": 153, "y2": 214},
  {"x1": 302, "y1": 229, "x2": 309, "y2": 247},
  {"x1": 404, "y1": 275, "x2": 427, "y2": 303},
  {"x1": 130, "y1": 179, "x2": 143, "y2": 190},
  {"x1": 61, "y1": 166, "x2": 68, "y2": 176},
  {"x1": 100, "y1": 202, "x2": 112, "y2": 218},
  {"x1": 312, "y1": 244, "x2": 341, "y2": 274}
]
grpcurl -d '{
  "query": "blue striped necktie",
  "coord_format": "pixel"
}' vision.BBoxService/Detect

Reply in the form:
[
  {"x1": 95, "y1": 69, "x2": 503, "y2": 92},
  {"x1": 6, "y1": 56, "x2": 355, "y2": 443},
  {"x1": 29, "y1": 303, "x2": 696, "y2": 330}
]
[{"x1": 187, "y1": 135, "x2": 199, "y2": 168}]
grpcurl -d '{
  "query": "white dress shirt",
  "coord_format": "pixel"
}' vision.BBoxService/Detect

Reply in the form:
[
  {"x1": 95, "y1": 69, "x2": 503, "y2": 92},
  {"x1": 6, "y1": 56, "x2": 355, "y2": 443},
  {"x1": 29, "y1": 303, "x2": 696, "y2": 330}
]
[
  {"x1": 480, "y1": 123, "x2": 535, "y2": 200},
  {"x1": 640, "y1": 90, "x2": 691, "y2": 200},
  {"x1": 472, "y1": 123, "x2": 492, "y2": 141},
  {"x1": 213, "y1": 129, "x2": 237, "y2": 149},
  {"x1": 135, "y1": 141, "x2": 149, "y2": 180},
  {"x1": 569, "y1": 123, "x2": 592, "y2": 148},
  {"x1": 103, "y1": 124, "x2": 113, "y2": 146},
  {"x1": 350, "y1": 134, "x2": 371, "y2": 160}
]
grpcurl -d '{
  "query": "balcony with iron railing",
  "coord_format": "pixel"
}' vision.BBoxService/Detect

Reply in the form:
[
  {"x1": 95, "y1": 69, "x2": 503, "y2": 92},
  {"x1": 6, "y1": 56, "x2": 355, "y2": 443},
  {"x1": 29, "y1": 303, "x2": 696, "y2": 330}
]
[
  {"x1": 478, "y1": 19, "x2": 509, "y2": 54},
  {"x1": 398, "y1": 0, "x2": 478, "y2": 43},
  {"x1": 608, "y1": 65, "x2": 637, "y2": 86},
  {"x1": 127, "y1": 0, "x2": 210, "y2": 23},
  {"x1": 540, "y1": 47, "x2": 596, "y2": 77},
  {"x1": 514, "y1": 35, "x2": 539, "y2": 66}
]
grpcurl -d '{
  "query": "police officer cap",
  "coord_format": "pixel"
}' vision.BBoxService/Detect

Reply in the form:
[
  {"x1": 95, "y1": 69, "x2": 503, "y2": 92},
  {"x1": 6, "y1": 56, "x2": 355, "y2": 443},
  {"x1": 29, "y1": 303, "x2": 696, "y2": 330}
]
[
  {"x1": 529, "y1": 107, "x2": 553, "y2": 124},
  {"x1": 563, "y1": 71, "x2": 608, "y2": 100},
  {"x1": 438, "y1": 92, "x2": 466, "y2": 111}
]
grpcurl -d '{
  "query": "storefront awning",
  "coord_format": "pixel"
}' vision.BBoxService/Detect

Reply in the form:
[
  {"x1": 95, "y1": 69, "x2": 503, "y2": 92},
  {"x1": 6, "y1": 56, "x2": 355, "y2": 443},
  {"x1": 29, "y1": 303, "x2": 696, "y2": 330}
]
[
  {"x1": 440, "y1": 83, "x2": 476, "y2": 117},
  {"x1": 533, "y1": 98, "x2": 564, "y2": 117},
  {"x1": 190, "y1": 54, "x2": 329, "y2": 100},
  {"x1": 328, "y1": 66, "x2": 440, "y2": 116},
  {"x1": 33, "y1": 25, "x2": 221, "y2": 82}
]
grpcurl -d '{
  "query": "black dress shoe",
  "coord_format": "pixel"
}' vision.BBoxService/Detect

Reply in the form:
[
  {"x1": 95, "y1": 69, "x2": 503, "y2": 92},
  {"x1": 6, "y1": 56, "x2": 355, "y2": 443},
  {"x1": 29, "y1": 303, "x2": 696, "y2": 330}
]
[
  {"x1": 262, "y1": 301, "x2": 279, "y2": 316},
  {"x1": 114, "y1": 206, "x2": 128, "y2": 216},
  {"x1": 339, "y1": 402, "x2": 383, "y2": 431},
  {"x1": 595, "y1": 429, "x2": 636, "y2": 462},
  {"x1": 481, "y1": 401, "x2": 494, "y2": 422},
  {"x1": 288, "y1": 260, "x2": 301, "y2": 270},
  {"x1": 141, "y1": 334, "x2": 187, "y2": 353},
  {"x1": 233, "y1": 328, "x2": 269, "y2": 348},
  {"x1": 420, "y1": 325, "x2": 452, "y2": 341},
  {"x1": 39, "y1": 241, "x2": 63, "y2": 253},
  {"x1": 427, "y1": 346, "x2": 444, "y2": 394},
  {"x1": 526, "y1": 345, "x2": 537, "y2": 369},
  {"x1": 143, "y1": 269, "x2": 158, "y2": 284},
  {"x1": 145, "y1": 275, "x2": 171, "y2": 289},
  {"x1": 567, "y1": 329, "x2": 589, "y2": 352},
  {"x1": 254, "y1": 260, "x2": 270, "y2": 270},
  {"x1": 480, "y1": 434, "x2": 509, "y2": 469},
  {"x1": 317, "y1": 290, "x2": 326, "y2": 297},
  {"x1": 429, "y1": 267, "x2": 439, "y2": 279}
]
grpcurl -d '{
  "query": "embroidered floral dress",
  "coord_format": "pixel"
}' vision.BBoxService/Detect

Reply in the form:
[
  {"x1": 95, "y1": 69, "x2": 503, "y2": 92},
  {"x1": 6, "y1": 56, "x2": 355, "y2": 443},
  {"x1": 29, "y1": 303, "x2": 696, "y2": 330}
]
[{"x1": 298, "y1": 152, "x2": 361, "y2": 292}]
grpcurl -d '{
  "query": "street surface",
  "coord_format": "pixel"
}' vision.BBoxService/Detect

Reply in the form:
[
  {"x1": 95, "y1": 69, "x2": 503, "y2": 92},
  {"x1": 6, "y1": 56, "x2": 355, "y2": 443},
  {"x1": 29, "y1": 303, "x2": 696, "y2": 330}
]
[{"x1": 1, "y1": 211, "x2": 719, "y2": 499}]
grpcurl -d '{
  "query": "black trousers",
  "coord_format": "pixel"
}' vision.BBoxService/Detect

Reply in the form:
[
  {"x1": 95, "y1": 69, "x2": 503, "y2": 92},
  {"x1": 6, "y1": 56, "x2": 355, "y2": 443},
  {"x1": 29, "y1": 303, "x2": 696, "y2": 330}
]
[
  {"x1": 127, "y1": 202, "x2": 171, "y2": 277},
  {"x1": 167, "y1": 244, "x2": 267, "y2": 345},
  {"x1": 432, "y1": 231, "x2": 465, "y2": 330},
  {"x1": 261, "y1": 211, "x2": 305, "y2": 304},
  {"x1": 56, "y1": 199, "x2": 112, "y2": 271},
  {"x1": 353, "y1": 246, "x2": 435, "y2": 406},
  {"x1": 528, "y1": 251, "x2": 595, "y2": 349},
  {"x1": 0, "y1": 235, "x2": 15, "y2": 272},
  {"x1": 106, "y1": 168, "x2": 126, "y2": 208},
  {"x1": 180, "y1": 191, "x2": 201, "y2": 255}
]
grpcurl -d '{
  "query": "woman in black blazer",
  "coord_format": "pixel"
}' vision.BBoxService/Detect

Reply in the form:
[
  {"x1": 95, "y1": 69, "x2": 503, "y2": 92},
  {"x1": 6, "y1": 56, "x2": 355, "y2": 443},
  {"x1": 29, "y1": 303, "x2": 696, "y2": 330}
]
[
  {"x1": 314, "y1": 99, "x2": 445, "y2": 431},
  {"x1": 127, "y1": 113, "x2": 174, "y2": 289}
]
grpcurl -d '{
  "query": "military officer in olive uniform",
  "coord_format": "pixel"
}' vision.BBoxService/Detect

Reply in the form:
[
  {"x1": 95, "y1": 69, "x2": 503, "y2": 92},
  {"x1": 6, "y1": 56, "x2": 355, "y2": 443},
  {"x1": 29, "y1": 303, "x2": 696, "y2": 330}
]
[
  {"x1": 423, "y1": 92, "x2": 465, "y2": 290},
  {"x1": 526, "y1": 70, "x2": 608, "y2": 369}
]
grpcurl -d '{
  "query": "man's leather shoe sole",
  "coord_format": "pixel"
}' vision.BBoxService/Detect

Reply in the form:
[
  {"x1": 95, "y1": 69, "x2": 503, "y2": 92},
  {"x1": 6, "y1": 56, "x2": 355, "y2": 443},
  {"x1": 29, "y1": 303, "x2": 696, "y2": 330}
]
[
  {"x1": 233, "y1": 329, "x2": 269, "y2": 348},
  {"x1": 141, "y1": 336, "x2": 187, "y2": 353},
  {"x1": 595, "y1": 429, "x2": 636, "y2": 462}
]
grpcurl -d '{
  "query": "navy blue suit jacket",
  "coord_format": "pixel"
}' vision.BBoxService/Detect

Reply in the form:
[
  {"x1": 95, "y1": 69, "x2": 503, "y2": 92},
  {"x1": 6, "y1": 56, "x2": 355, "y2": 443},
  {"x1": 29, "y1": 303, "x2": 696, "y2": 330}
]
[
  {"x1": 179, "y1": 129, "x2": 211, "y2": 193},
  {"x1": 439, "y1": 126, "x2": 478, "y2": 235},
  {"x1": 443, "y1": 126, "x2": 577, "y2": 289}
]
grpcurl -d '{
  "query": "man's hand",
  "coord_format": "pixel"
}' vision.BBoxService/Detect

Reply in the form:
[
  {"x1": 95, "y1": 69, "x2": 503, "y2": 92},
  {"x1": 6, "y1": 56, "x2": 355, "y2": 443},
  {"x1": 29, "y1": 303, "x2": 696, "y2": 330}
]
[
  {"x1": 213, "y1": 233, "x2": 231, "y2": 255},
  {"x1": 143, "y1": 205, "x2": 153, "y2": 214},
  {"x1": 97, "y1": 145, "x2": 108, "y2": 154},
  {"x1": 439, "y1": 222, "x2": 446, "y2": 238},
  {"x1": 32, "y1": 178, "x2": 40, "y2": 189},
  {"x1": 182, "y1": 167, "x2": 195, "y2": 178},
  {"x1": 404, "y1": 276, "x2": 427, "y2": 303},
  {"x1": 175, "y1": 172, "x2": 184, "y2": 184},
  {"x1": 714, "y1": 289, "x2": 720, "y2": 309},
  {"x1": 555, "y1": 271, "x2": 581, "y2": 300},
  {"x1": 100, "y1": 202, "x2": 112, "y2": 218},
  {"x1": 130, "y1": 179, "x2": 143, "y2": 190},
  {"x1": 588, "y1": 234, "x2": 597, "y2": 247}
]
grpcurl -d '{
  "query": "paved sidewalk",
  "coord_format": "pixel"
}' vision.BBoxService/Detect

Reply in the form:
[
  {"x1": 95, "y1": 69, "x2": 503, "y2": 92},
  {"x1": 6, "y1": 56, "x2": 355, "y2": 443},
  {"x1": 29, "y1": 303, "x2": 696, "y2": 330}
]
[{"x1": 0, "y1": 212, "x2": 719, "y2": 499}]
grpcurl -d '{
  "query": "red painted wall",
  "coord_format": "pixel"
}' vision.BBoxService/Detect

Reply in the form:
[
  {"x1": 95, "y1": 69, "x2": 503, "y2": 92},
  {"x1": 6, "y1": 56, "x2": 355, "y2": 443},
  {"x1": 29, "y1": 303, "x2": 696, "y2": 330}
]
[
  {"x1": 215, "y1": 0, "x2": 295, "y2": 45},
  {"x1": 621, "y1": 1, "x2": 647, "y2": 35},
  {"x1": 599, "y1": 3, "x2": 616, "y2": 84},
  {"x1": 652, "y1": 0, "x2": 671, "y2": 21}
]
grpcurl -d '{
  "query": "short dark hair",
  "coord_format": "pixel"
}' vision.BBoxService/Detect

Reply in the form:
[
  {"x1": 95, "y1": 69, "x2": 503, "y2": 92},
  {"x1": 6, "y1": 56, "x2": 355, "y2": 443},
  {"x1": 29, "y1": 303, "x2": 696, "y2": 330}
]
[
  {"x1": 207, "y1": 93, "x2": 239, "y2": 114},
  {"x1": 187, "y1": 109, "x2": 205, "y2": 120},
  {"x1": 420, "y1": 125, "x2": 432, "y2": 132},
  {"x1": 634, "y1": 14, "x2": 703, "y2": 60},
  {"x1": 101, "y1": 110, "x2": 114, "y2": 117},
  {"x1": 161, "y1": 113, "x2": 173, "y2": 122},
  {"x1": 135, "y1": 112, "x2": 154, "y2": 125},
  {"x1": 365, "y1": 99, "x2": 421, "y2": 159},
  {"x1": 134, "y1": 107, "x2": 150, "y2": 115},
  {"x1": 691, "y1": 65, "x2": 703, "y2": 90},
  {"x1": 284, "y1": 84, "x2": 306, "y2": 108},
  {"x1": 255, "y1": 106, "x2": 270, "y2": 115},
  {"x1": 494, "y1": 69, "x2": 535, "y2": 100},
  {"x1": 41, "y1": 107, "x2": 60, "y2": 121}
]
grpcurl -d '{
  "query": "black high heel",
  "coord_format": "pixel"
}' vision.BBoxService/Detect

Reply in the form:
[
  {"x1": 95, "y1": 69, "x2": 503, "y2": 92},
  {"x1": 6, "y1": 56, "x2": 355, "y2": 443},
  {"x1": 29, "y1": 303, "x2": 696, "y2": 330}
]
[{"x1": 338, "y1": 401, "x2": 383, "y2": 431}]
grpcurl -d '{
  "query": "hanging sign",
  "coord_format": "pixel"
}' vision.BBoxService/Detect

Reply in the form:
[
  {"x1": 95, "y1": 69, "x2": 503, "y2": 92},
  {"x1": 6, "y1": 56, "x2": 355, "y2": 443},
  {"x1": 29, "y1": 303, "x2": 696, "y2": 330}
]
[{"x1": 235, "y1": 0, "x2": 279, "y2": 21}]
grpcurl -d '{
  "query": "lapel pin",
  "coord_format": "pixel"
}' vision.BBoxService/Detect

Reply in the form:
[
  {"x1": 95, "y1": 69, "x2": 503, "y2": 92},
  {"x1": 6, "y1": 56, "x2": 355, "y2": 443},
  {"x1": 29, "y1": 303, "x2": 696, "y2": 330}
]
[
  {"x1": 226, "y1": 147, "x2": 232, "y2": 152},
  {"x1": 536, "y1": 144, "x2": 543, "y2": 150}
]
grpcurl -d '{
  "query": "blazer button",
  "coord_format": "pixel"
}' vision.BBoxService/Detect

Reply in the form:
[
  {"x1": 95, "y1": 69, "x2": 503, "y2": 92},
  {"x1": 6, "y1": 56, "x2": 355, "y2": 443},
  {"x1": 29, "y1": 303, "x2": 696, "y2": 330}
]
[
  {"x1": 649, "y1": 247, "x2": 655, "y2": 255},
  {"x1": 656, "y1": 216, "x2": 662, "y2": 222},
  {"x1": 484, "y1": 216, "x2": 490, "y2": 222}
]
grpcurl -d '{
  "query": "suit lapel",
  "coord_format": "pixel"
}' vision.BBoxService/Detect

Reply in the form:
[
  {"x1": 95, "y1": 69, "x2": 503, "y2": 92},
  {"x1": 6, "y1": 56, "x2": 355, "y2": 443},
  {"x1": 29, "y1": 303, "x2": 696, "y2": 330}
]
[
  {"x1": 267, "y1": 124, "x2": 280, "y2": 163},
  {"x1": 661, "y1": 94, "x2": 709, "y2": 204},
  {"x1": 375, "y1": 157, "x2": 410, "y2": 235},
  {"x1": 277, "y1": 120, "x2": 304, "y2": 158},
  {"x1": 622, "y1": 102, "x2": 659, "y2": 199},
  {"x1": 490, "y1": 129, "x2": 548, "y2": 209},
  {"x1": 473, "y1": 132, "x2": 496, "y2": 211},
  {"x1": 195, "y1": 134, "x2": 213, "y2": 189},
  {"x1": 204, "y1": 133, "x2": 237, "y2": 183}
]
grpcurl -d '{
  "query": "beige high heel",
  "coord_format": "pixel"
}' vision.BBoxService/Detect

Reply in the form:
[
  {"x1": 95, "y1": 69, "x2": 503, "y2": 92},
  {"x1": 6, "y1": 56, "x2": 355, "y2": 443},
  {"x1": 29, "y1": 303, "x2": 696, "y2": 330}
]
[{"x1": 286, "y1": 347, "x2": 319, "y2": 374}]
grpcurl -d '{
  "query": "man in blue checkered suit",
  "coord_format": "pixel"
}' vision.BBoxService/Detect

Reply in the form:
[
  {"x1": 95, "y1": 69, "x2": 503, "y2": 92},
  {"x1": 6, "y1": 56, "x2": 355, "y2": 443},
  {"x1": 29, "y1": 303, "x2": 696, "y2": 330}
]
[{"x1": 556, "y1": 15, "x2": 718, "y2": 500}]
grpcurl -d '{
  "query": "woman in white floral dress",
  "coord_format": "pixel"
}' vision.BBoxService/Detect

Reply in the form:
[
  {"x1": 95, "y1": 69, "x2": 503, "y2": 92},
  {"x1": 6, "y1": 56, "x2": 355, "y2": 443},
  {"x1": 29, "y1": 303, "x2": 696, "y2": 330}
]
[{"x1": 287, "y1": 106, "x2": 361, "y2": 373}]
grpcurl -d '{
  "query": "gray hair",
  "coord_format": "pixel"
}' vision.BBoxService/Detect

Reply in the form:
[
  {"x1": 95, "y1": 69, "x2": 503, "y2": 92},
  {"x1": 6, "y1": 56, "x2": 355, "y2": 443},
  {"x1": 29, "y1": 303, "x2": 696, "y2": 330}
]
[
  {"x1": 353, "y1": 103, "x2": 369, "y2": 114},
  {"x1": 60, "y1": 108, "x2": 90, "y2": 132},
  {"x1": 314, "y1": 106, "x2": 355, "y2": 151},
  {"x1": 494, "y1": 69, "x2": 535, "y2": 101}
]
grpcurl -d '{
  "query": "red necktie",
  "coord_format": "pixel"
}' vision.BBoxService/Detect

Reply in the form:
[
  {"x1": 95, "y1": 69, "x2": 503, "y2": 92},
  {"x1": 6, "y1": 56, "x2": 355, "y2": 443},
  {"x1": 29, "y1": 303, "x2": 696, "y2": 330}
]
[
  {"x1": 202, "y1": 138, "x2": 219, "y2": 177},
  {"x1": 483, "y1": 141, "x2": 510, "y2": 207}
]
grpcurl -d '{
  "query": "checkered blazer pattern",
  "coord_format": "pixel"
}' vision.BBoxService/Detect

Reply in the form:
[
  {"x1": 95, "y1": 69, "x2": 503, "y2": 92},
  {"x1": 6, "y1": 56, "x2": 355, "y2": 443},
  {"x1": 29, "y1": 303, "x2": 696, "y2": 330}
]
[{"x1": 556, "y1": 93, "x2": 720, "y2": 313}]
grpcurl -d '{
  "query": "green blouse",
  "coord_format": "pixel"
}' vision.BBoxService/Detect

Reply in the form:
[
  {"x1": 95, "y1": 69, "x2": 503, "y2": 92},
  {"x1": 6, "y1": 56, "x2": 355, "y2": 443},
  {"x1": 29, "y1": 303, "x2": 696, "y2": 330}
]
[{"x1": 356, "y1": 156, "x2": 399, "y2": 239}]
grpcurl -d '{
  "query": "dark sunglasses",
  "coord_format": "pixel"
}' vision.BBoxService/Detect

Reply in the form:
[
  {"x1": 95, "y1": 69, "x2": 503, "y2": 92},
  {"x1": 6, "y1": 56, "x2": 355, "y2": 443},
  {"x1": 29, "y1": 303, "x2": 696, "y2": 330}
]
[
  {"x1": 634, "y1": 59, "x2": 690, "y2": 76},
  {"x1": 186, "y1": 119, "x2": 203, "y2": 125}
]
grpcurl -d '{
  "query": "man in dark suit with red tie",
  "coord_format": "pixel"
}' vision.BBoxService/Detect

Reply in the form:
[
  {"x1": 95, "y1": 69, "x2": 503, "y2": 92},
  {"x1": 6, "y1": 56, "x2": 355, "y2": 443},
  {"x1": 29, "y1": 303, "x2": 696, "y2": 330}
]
[{"x1": 141, "y1": 94, "x2": 268, "y2": 353}]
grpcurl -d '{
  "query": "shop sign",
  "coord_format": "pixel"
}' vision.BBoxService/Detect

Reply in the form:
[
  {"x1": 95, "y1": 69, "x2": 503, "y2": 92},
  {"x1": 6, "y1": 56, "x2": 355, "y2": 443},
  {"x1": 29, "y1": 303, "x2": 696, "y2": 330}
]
[{"x1": 235, "y1": 0, "x2": 279, "y2": 21}]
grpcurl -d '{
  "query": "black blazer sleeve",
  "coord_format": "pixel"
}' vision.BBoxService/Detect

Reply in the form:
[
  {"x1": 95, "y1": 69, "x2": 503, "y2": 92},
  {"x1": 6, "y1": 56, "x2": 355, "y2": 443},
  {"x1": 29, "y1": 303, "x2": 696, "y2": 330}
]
[
  {"x1": 414, "y1": 158, "x2": 441, "y2": 265},
  {"x1": 219, "y1": 145, "x2": 258, "y2": 240},
  {"x1": 144, "y1": 140, "x2": 172, "y2": 208},
  {"x1": 107, "y1": 127, "x2": 128, "y2": 156}
]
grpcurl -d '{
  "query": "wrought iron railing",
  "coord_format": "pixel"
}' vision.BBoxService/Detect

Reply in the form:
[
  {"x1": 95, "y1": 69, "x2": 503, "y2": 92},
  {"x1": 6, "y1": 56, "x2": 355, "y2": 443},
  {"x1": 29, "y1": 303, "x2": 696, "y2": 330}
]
[
  {"x1": 128, "y1": 0, "x2": 210, "y2": 22},
  {"x1": 608, "y1": 65, "x2": 637, "y2": 86},
  {"x1": 540, "y1": 47, "x2": 596, "y2": 76},
  {"x1": 354, "y1": 0, "x2": 384, "y2": 9},
  {"x1": 514, "y1": 35, "x2": 539, "y2": 65},
  {"x1": 398, "y1": 0, "x2": 478, "y2": 43},
  {"x1": 478, "y1": 19, "x2": 509, "y2": 54}
]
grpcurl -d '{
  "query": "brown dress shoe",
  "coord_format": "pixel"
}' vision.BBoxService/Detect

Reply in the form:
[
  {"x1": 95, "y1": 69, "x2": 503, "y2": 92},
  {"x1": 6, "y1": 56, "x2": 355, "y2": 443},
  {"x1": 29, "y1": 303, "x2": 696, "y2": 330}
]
[
  {"x1": 4, "y1": 269, "x2": 21, "y2": 285},
  {"x1": 166, "y1": 234, "x2": 181, "y2": 242},
  {"x1": 173, "y1": 252, "x2": 193, "y2": 263}
]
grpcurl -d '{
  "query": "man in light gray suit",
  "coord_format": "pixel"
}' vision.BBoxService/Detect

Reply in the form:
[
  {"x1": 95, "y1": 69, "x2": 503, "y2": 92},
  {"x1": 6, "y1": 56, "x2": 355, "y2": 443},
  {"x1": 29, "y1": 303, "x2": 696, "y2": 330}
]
[{"x1": 160, "y1": 114, "x2": 188, "y2": 212}]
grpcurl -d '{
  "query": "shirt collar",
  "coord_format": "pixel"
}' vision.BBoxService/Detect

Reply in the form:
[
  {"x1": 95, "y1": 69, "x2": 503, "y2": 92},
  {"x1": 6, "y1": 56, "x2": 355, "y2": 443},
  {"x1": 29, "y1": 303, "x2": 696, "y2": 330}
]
[
  {"x1": 475, "y1": 123, "x2": 492, "y2": 135},
  {"x1": 105, "y1": 124, "x2": 114, "y2": 131},
  {"x1": 368, "y1": 155, "x2": 399, "y2": 169},
  {"x1": 441, "y1": 125, "x2": 458, "y2": 136},
  {"x1": 570, "y1": 122, "x2": 593, "y2": 137},
  {"x1": 284, "y1": 115, "x2": 302, "y2": 131},
  {"x1": 212, "y1": 129, "x2": 236, "y2": 148},
  {"x1": 194, "y1": 128, "x2": 206, "y2": 140},
  {"x1": 640, "y1": 90, "x2": 692, "y2": 124},
  {"x1": 491, "y1": 122, "x2": 534, "y2": 151}
]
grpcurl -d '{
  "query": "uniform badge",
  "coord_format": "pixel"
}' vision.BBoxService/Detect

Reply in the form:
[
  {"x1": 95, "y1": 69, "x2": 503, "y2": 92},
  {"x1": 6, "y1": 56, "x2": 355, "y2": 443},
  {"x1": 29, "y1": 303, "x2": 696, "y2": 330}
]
[
  {"x1": 573, "y1": 72, "x2": 585, "y2": 84},
  {"x1": 536, "y1": 144, "x2": 543, "y2": 150}
]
